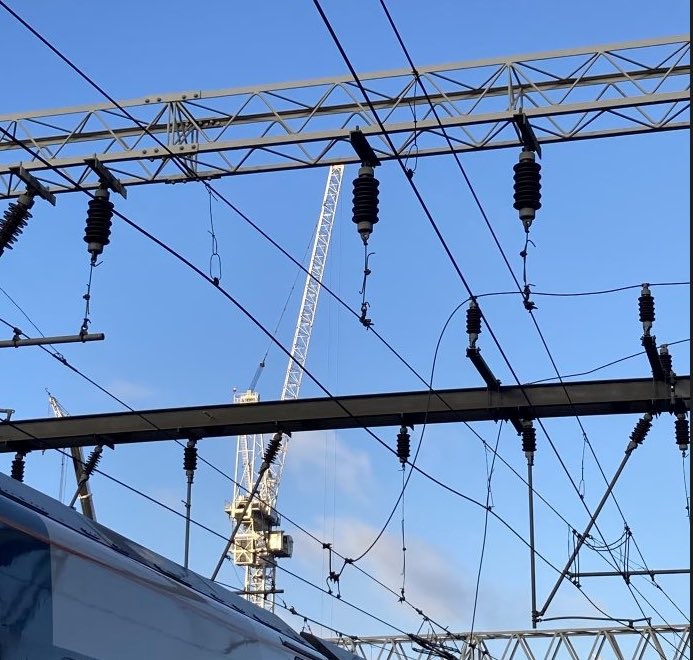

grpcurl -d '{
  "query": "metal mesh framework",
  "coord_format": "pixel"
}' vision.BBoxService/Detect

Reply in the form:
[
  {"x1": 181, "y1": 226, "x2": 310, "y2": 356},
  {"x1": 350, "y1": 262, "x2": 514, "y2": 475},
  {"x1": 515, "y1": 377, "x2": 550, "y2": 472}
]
[
  {"x1": 0, "y1": 36, "x2": 688, "y2": 199},
  {"x1": 332, "y1": 624, "x2": 691, "y2": 659}
]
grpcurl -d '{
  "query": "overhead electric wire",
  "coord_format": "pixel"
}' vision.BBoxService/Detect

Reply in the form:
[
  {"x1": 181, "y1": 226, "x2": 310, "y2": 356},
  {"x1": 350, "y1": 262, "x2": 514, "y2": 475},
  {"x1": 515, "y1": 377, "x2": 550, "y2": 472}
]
[
  {"x1": 2, "y1": 308, "x2": 656, "y2": 634},
  {"x1": 469, "y1": 421, "x2": 503, "y2": 640},
  {"x1": 1, "y1": 307, "x2": 668, "y2": 634},
  {"x1": 317, "y1": 0, "x2": 689, "y2": 633},
  {"x1": 2, "y1": 3, "x2": 687, "y2": 632},
  {"x1": 2, "y1": 99, "x2": 683, "y2": 649},
  {"x1": 0, "y1": 285, "x2": 47, "y2": 337},
  {"x1": 0, "y1": 314, "x2": 465, "y2": 639}
]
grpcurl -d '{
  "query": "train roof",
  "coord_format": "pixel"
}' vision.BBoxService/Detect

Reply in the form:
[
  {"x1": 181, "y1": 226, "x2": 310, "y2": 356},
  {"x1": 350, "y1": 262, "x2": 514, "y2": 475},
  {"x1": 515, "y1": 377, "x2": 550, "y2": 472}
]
[{"x1": 0, "y1": 472, "x2": 335, "y2": 653}]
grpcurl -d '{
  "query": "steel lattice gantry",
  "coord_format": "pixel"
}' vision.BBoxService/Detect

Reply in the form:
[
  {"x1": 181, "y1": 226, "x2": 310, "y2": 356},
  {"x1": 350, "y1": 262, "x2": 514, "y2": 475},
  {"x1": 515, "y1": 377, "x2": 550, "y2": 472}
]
[
  {"x1": 0, "y1": 35, "x2": 689, "y2": 199},
  {"x1": 331, "y1": 624, "x2": 691, "y2": 660}
]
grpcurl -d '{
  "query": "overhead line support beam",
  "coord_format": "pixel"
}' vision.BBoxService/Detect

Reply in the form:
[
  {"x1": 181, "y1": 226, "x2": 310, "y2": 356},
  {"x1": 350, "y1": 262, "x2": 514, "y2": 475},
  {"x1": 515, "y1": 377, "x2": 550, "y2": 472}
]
[{"x1": 0, "y1": 376, "x2": 688, "y2": 453}]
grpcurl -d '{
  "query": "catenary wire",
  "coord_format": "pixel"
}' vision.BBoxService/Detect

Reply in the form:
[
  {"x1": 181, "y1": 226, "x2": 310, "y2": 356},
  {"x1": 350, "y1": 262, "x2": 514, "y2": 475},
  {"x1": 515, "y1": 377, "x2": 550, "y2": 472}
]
[
  {"x1": 318, "y1": 0, "x2": 689, "y2": 632},
  {"x1": 0, "y1": 314, "x2": 468, "y2": 638},
  {"x1": 0, "y1": 309, "x2": 669, "y2": 633},
  {"x1": 1, "y1": 4, "x2": 687, "y2": 631},
  {"x1": 0, "y1": 117, "x2": 685, "y2": 643}
]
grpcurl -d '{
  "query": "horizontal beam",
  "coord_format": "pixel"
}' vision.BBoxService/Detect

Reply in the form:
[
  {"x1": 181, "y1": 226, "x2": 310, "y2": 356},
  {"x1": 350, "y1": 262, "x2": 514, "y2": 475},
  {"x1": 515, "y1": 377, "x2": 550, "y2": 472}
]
[
  {"x1": 0, "y1": 36, "x2": 688, "y2": 199},
  {"x1": 0, "y1": 376, "x2": 688, "y2": 453}
]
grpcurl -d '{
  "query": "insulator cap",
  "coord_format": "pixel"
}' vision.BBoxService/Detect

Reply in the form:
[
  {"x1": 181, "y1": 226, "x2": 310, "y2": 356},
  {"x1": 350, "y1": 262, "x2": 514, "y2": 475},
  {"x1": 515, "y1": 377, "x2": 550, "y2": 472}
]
[
  {"x1": 638, "y1": 284, "x2": 655, "y2": 334},
  {"x1": 675, "y1": 414, "x2": 690, "y2": 452},
  {"x1": 10, "y1": 452, "x2": 25, "y2": 482},
  {"x1": 521, "y1": 423, "x2": 537, "y2": 454},
  {"x1": 352, "y1": 166, "x2": 379, "y2": 244},
  {"x1": 84, "y1": 190, "x2": 114, "y2": 258},
  {"x1": 630, "y1": 414, "x2": 652, "y2": 446},
  {"x1": 396, "y1": 425, "x2": 410, "y2": 465},
  {"x1": 0, "y1": 195, "x2": 34, "y2": 257},
  {"x1": 513, "y1": 150, "x2": 541, "y2": 229},
  {"x1": 184, "y1": 445, "x2": 198, "y2": 472},
  {"x1": 263, "y1": 432, "x2": 283, "y2": 465}
]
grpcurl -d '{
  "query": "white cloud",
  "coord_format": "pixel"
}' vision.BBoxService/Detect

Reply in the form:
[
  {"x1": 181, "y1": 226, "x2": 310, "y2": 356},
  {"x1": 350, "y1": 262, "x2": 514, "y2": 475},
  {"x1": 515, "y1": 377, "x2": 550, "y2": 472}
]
[
  {"x1": 284, "y1": 431, "x2": 374, "y2": 502},
  {"x1": 105, "y1": 379, "x2": 155, "y2": 402},
  {"x1": 293, "y1": 516, "x2": 528, "y2": 633}
]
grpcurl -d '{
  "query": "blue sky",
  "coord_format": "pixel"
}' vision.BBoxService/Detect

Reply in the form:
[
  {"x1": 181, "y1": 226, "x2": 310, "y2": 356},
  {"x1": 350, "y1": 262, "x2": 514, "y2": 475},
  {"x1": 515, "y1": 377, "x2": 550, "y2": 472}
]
[{"x1": 0, "y1": 0, "x2": 690, "y2": 643}]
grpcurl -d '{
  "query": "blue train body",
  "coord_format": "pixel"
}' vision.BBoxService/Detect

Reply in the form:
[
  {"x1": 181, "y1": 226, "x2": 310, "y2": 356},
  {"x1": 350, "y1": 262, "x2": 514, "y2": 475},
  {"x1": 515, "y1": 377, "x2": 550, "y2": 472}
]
[{"x1": 0, "y1": 473, "x2": 357, "y2": 659}]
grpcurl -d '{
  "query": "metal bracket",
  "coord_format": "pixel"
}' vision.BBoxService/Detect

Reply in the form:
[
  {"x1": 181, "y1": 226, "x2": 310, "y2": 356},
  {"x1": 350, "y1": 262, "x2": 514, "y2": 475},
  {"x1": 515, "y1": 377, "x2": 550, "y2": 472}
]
[
  {"x1": 85, "y1": 158, "x2": 127, "y2": 198},
  {"x1": 513, "y1": 113, "x2": 542, "y2": 157},
  {"x1": 9, "y1": 166, "x2": 56, "y2": 205},
  {"x1": 349, "y1": 129, "x2": 381, "y2": 167}
]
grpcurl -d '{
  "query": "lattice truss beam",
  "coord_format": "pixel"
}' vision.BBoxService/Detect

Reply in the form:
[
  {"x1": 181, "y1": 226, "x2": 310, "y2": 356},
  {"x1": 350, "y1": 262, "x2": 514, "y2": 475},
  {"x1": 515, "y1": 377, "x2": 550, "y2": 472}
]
[
  {"x1": 0, "y1": 36, "x2": 688, "y2": 198},
  {"x1": 333, "y1": 624, "x2": 690, "y2": 660}
]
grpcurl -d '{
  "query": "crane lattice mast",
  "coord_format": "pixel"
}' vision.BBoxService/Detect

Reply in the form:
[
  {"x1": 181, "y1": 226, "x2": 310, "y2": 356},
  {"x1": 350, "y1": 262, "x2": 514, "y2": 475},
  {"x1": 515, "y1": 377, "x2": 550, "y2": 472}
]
[
  {"x1": 47, "y1": 392, "x2": 96, "y2": 520},
  {"x1": 227, "y1": 164, "x2": 344, "y2": 609}
]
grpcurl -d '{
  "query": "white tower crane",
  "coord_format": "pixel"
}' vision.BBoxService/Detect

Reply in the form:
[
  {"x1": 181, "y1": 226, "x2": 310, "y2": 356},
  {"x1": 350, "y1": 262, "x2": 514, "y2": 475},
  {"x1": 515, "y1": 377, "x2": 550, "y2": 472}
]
[
  {"x1": 226, "y1": 164, "x2": 344, "y2": 610},
  {"x1": 47, "y1": 391, "x2": 97, "y2": 520}
]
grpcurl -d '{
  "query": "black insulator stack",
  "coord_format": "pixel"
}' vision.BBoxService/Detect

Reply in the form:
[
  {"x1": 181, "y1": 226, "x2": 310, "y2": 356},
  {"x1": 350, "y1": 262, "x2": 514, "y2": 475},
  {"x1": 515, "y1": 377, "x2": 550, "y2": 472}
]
[
  {"x1": 513, "y1": 150, "x2": 541, "y2": 229},
  {"x1": 630, "y1": 415, "x2": 652, "y2": 446},
  {"x1": 521, "y1": 423, "x2": 537, "y2": 454},
  {"x1": 0, "y1": 195, "x2": 33, "y2": 257},
  {"x1": 84, "y1": 190, "x2": 114, "y2": 260},
  {"x1": 638, "y1": 284, "x2": 655, "y2": 335},
  {"x1": 263, "y1": 432, "x2": 283, "y2": 466},
  {"x1": 352, "y1": 166, "x2": 379, "y2": 244},
  {"x1": 675, "y1": 414, "x2": 690, "y2": 453},
  {"x1": 659, "y1": 345, "x2": 673, "y2": 377},
  {"x1": 10, "y1": 452, "x2": 26, "y2": 482},
  {"x1": 466, "y1": 300, "x2": 482, "y2": 343},
  {"x1": 184, "y1": 444, "x2": 198, "y2": 473},
  {"x1": 396, "y1": 425, "x2": 410, "y2": 465},
  {"x1": 83, "y1": 446, "x2": 103, "y2": 477}
]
